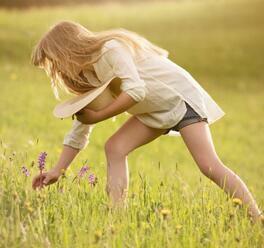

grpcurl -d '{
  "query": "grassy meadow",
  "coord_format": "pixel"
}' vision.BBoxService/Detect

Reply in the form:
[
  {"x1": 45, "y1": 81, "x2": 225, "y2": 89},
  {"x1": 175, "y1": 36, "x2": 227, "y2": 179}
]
[{"x1": 0, "y1": 0, "x2": 264, "y2": 247}]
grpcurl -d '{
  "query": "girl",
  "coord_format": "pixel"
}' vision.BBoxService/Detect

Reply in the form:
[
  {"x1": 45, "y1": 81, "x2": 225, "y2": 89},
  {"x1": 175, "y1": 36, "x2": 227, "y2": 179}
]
[{"x1": 31, "y1": 20, "x2": 263, "y2": 223}]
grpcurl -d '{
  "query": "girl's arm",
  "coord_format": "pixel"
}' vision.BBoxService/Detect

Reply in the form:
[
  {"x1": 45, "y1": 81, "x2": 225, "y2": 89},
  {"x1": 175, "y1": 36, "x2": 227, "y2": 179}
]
[
  {"x1": 76, "y1": 40, "x2": 147, "y2": 124},
  {"x1": 32, "y1": 120, "x2": 94, "y2": 189},
  {"x1": 76, "y1": 91, "x2": 139, "y2": 124},
  {"x1": 51, "y1": 145, "x2": 80, "y2": 174},
  {"x1": 62, "y1": 118, "x2": 95, "y2": 150},
  {"x1": 32, "y1": 145, "x2": 80, "y2": 189},
  {"x1": 55, "y1": 118, "x2": 95, "y2": 172}
]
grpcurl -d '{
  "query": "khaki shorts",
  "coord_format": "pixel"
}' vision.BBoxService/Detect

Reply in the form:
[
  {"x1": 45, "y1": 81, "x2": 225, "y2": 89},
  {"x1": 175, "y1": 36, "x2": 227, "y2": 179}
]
[{"x1": 163, "y1": 101, "x2": 208, "y2": 135}]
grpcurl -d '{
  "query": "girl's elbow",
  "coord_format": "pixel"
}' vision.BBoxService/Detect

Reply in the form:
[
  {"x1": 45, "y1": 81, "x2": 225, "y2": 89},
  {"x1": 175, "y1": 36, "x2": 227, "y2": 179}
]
[{"x1": 124, "y1": 87, "x2": 146, "y2": 102}]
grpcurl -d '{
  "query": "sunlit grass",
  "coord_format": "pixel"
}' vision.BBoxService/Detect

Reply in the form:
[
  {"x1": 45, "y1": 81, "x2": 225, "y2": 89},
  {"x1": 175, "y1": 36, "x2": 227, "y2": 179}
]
[{"x1": 0, "y1": 0, "x2": 263, "y2": 247}]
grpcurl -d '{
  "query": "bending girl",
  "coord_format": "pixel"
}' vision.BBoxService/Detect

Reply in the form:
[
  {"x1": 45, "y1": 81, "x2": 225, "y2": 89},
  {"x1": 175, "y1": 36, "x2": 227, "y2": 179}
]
[{"x1": 31, "y1": 20, "x2": 263, "y2": 223}]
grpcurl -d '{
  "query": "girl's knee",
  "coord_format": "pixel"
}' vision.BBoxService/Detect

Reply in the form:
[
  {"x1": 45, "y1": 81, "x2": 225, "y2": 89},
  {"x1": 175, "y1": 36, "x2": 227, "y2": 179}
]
[
  {"x1": 104, "y1": 138, "x2": 129, "y2": 157},
  {"x1": 196, "y1": 155, "x2": 223, "y2": 178}
]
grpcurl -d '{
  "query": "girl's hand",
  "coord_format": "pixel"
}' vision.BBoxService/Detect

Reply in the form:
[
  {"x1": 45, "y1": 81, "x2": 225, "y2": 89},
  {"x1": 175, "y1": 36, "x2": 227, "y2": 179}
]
[
  {"x1": 75, "y1": 108, "x2": 101, "y2": 124},
  {"x1": 32, "y1": 168, "x2": 61, "y2": 190}
]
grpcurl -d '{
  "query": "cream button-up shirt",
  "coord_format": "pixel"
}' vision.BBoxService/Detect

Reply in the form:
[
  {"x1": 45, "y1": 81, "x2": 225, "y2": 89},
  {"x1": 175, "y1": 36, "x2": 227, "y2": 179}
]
[{"x1": 63, "y1": 39, "x2": 225, "y2": 150}]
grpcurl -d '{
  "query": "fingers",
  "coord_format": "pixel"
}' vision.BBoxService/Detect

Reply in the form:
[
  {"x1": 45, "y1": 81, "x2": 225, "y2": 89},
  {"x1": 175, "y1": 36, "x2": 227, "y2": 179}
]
[
  {"x1": 32, "y1": 176, "x2": 41, "y2": 190},
  {"x1": 76, "y1": 115, "x2": 86, "y2": 124},
  {"x1": 76, "y1": 108, "x2": 85, "y2": 115},
  {"x1": 42, "y1": 175, "x2": 50, "y2": 186},
  {"x1": 32, "y1": 173, "x2": 47, "y2": 190},
  {"x1": 32, "y1": 175, "x2": 41, "y2": 189},
  {"x1": 32, "y1": 171, "x2": 60, "y2": 190}
]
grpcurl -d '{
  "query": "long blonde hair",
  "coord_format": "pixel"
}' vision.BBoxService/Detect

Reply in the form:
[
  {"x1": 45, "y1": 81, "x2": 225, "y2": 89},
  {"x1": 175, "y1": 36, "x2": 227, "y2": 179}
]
[{"x1": 31, "y1": 20, "x2": 169, "y2": 100}]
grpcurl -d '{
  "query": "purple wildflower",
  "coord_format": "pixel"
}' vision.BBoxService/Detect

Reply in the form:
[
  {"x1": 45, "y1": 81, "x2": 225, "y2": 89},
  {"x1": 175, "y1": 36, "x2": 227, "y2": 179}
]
[
  {"x1": 88, "y1": 173, "x2": 98, "y2": 187},
  {"x1": 78, "y1": 165, "x2": 89, "y2": 178},
  {"x1": 22, "y1": 165, "x2": 30, "y2": 177},
  {"x1": 38, "y1": 152, "x2": 47, "y2": 173}
]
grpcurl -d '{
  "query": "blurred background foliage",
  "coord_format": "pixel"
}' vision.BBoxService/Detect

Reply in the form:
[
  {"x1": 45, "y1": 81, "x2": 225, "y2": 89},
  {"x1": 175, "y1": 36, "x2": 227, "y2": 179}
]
[{"x1": 1, "y1": 0, "x2": 175, "y2": 8}]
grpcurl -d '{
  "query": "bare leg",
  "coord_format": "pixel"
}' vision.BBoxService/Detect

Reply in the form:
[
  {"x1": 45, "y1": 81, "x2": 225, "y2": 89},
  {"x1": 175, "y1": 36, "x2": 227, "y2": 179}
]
[
  {"x1": 104, "y1": 116, "x2": 166, "y2": 206},
  {"x1": 179, "y1": 121, "x2": 263, "y2": 223}
]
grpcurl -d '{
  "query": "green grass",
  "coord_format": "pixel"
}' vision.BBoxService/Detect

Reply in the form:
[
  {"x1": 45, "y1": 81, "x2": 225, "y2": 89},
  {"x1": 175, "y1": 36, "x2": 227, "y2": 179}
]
[{"x1": 0, "y1": 0, "x2": 264, "y2": 247}]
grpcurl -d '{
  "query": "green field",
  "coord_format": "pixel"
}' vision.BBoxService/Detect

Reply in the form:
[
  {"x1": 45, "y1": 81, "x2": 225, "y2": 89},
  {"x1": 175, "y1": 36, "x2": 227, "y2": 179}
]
[{"x1": 0, "y1": 0, "x2": 264, "y2": 247}]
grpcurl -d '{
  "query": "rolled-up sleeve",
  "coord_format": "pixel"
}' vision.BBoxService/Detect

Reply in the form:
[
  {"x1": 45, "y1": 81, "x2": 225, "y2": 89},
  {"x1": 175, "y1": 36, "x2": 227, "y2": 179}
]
[
  {"x1": 104, "y1": 40, "x2": 146, "y2": 102},
  {"x1": 63, "y1": 119, "x2": 95, "y2": 150}
]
